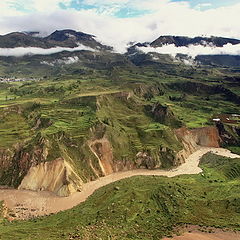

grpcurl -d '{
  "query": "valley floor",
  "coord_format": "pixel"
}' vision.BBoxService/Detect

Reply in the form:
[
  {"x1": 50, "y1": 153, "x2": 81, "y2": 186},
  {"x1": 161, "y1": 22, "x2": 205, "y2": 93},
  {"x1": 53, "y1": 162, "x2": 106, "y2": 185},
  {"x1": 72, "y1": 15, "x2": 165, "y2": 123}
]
[{"x1": 0, "y1": 147, "x2": 239, "y2": 220}]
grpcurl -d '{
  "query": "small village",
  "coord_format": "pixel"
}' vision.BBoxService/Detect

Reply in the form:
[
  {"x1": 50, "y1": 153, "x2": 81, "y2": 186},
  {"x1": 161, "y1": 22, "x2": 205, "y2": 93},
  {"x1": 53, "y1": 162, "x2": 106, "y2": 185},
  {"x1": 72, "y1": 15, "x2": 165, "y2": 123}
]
[{"x1": 0, "y1": 76, "x2": 40, "y2": 83}]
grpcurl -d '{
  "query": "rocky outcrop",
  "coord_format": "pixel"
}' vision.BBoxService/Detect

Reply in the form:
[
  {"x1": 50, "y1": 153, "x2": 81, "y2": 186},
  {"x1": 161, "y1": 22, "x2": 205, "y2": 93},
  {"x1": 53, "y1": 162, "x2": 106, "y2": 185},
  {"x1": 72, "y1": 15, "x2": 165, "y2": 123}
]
[
  {"x1": 136, "y1": 151, "x2": 159, "y2": 169},
  {"x1": 133, "y1": 83, "x2": 164, "y2": 100},
  {"x1": 136, "y1": 146, "x2": 177, "y2": 169},
  {"x1": 18, "y1": 158, "x2": 83, "y2": 197},
  {"x1": 145, "y1": 102, "x2": 182, "y2": 128},
  {"x1": 216, "y1": 122, "x2": 240, "y2": 145}
]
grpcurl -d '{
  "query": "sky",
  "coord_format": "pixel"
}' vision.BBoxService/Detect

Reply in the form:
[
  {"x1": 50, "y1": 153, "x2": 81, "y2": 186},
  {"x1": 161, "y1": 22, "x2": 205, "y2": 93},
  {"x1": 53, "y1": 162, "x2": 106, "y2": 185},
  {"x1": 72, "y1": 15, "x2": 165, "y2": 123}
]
[{"x1": 0, "y1": 0, "x2": 240, "y2": 52}]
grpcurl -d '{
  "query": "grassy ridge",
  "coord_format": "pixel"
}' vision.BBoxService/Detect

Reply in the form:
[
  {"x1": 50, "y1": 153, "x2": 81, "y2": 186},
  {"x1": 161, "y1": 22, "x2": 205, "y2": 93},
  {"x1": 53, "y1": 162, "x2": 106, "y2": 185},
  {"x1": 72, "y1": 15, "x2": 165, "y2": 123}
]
[{"x1": 1, "y1": 154, "x2": 240, "y2": 239}]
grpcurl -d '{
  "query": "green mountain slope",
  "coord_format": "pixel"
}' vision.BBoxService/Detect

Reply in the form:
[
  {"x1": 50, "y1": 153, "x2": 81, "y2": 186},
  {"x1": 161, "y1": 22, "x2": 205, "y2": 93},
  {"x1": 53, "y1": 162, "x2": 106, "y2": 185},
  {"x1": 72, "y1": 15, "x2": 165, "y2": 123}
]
[{"x1": 0, "y1": 63, "x2": 239, "y2": 195}]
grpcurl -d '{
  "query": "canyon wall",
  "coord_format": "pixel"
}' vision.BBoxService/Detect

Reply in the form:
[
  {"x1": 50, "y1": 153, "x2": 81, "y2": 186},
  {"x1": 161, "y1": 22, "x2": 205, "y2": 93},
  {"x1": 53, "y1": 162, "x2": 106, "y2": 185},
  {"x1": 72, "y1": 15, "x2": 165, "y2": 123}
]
[{"x1": 175, "y1": 126, "x2": 220, "y2": 163}]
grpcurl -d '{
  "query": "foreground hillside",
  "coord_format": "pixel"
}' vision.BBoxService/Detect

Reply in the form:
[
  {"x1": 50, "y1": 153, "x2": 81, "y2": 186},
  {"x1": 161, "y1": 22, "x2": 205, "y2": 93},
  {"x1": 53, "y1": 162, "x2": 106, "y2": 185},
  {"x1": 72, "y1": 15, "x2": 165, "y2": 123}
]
[{"x1": 1, "y1": 153, "x2": 240, "y2": 239}]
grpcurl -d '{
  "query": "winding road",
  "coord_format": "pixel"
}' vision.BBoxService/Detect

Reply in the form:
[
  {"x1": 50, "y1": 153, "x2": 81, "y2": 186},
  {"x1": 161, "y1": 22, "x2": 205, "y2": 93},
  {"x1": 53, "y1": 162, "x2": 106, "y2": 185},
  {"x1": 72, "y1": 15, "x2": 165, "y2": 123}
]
[{"x1": 0, "y1": 147, "x2": 239, "y2": 220}]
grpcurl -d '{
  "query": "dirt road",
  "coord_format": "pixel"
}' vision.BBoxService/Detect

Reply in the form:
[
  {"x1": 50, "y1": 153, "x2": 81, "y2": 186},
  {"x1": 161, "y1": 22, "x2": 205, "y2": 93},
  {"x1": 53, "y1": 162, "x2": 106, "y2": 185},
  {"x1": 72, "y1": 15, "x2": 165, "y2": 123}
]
[{"x1": 0, "y1": 147, "x2": 239, "y2": 219}]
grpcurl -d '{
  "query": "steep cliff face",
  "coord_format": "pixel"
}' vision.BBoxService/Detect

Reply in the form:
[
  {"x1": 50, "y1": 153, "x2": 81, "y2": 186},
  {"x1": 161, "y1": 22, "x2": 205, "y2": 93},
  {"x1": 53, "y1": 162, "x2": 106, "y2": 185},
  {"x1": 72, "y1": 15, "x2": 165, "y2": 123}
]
[
  {"x1": 88, "y1": 123, "x2": 136, "y2": 174},
  {"x1": 176, "y1": 126, "x2": 220, "y2": 148},
  {"x1": 18, "y1": 158, "x2": 83, "y2": 197},
  {"x1": 0, "y1": 142, "x2": 47, "y2": 188},
  {"x1": 88, "y1": 136, "x2": 114, "y2": 176},
  {"x1": 0, "y1": 134, "x2": 87, "y2": 196},
  {"x1": 89, "y1": 135, "x2": 179, "y2": 171},
  {"x1": 191, "y1": 127, "x2": 220, "y2": 148},
  {"x1": 175, "y1": 126, "x2": 220, "y2": 162}
]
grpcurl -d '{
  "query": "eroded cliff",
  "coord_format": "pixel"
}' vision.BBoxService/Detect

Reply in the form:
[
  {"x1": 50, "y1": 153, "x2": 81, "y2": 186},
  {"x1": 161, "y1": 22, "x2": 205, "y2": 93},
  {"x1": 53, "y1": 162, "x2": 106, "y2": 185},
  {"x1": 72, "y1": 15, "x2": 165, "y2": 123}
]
[
  {"x1": 18, "y1": 158, "x2": 83, "y2": 197},
  {"x1": 175, "y1": 126, "x2": 220, "y2": 162}
]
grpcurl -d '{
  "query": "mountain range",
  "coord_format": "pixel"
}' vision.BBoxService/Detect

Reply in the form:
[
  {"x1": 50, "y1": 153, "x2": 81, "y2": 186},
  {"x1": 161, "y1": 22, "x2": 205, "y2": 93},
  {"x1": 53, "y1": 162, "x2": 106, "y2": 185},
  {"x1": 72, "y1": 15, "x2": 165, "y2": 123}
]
[
  {"x1": 1, "y1": 29, "x2": 240, "y2": 50},
  {"x1": 0, "y1": 29, "x2": 239, "y2": 74}
]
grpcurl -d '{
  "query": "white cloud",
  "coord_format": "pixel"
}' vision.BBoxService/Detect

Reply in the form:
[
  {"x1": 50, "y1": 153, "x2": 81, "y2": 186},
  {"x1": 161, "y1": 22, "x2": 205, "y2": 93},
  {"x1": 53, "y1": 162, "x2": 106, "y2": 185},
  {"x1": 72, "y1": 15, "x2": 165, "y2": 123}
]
[
  {"x1": 41, "y1": 56, "x2": 79, "y2": 65},
  {"x1": 0, "y1": 44, "x2": 95, "y2": 57},
  {"x1": 195, "y1": 2, "x2": 212, "y2": 10},
  {"x1": 137, "y1": 43, "x2": 240, "y2": 58},
  {"x1": 0, "y1": 1, "x2": 239, "y2": 53}
]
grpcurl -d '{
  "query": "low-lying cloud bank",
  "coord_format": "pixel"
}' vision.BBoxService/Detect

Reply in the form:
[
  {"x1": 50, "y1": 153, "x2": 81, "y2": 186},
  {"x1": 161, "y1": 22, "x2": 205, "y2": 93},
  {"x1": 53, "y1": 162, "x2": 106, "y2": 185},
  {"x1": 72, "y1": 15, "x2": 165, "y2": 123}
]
[
  {"x1": 0, "y1": 44, "x2": 95, "y2": 57},
  {"x1": 137, "y1": 43, "x2": 240, "y2": 58},
  {"x1": 41, "y1": 56, "x2": 79, "y2": 66}
]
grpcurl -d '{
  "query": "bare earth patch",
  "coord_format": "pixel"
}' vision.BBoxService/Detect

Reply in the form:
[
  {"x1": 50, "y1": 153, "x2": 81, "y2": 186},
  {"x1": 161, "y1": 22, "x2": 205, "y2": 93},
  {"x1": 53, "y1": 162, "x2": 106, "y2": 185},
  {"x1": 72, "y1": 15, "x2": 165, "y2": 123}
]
[{"x1": 162, "y1": 225, "x2": 240, "y2": 240}]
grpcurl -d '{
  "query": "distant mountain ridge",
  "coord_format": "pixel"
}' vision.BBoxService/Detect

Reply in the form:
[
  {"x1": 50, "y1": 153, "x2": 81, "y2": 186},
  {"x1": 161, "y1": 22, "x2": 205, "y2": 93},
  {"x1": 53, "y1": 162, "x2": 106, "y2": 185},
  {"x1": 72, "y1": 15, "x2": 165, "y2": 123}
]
[
  {"x1": 128, "y1": 35, "x2": 240, "y2": 53},
  {"x1": 127, "y1": 35, "x2": 240, "y2": 68},
  {"x1": 150, "y1": 35, "x2": 240, "y2": 47},
  {"x1": 0, "y1": 29, "x2": 111, "y2": 50},
  {"x1": 1, "y1": 30, "x2": 240, "y2": 50},
  {"x1": 0, "y1": 29, "x2": 240, "y2": 69}
]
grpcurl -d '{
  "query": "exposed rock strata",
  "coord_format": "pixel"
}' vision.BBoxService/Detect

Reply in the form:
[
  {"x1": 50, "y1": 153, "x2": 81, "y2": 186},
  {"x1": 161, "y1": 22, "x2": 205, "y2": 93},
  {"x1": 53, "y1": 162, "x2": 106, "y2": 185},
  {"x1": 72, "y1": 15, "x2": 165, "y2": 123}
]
[
  {"x1": 18, "y1": 158, "x2": 83, "y2": 197},
  {"x1": 175, "y1": 126, "x2": 220, "y2": 163},
  {"x1": 88, "y1": 136, "x2": 114, "y2": 176}
]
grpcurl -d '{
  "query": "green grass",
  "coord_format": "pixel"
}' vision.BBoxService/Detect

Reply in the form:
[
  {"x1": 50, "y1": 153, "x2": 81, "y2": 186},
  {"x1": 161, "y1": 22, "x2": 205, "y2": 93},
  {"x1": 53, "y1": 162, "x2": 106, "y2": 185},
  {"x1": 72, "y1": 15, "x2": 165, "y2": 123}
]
[
  {"x1": 0, "y1": 109, "x2": 31, "y2": 147},
  {"x1": 226, "y1": 146, "x2": 240, "y2": 155}
]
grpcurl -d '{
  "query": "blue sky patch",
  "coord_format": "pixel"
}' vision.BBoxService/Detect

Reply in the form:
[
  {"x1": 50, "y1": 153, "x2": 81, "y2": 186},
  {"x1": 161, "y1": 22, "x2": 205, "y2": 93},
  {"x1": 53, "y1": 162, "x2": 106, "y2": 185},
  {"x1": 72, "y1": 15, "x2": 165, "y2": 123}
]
[
  {"x1": 59, "y1": 0, "x2": 95, "y2": 11},
  {"x1": 58, "y1": 0, "x2": 240, "y2": 18},
  {"x1": 115, "y1": 8, "x2": 152, "y2": 18},
  {"x1": 7, "y1": 0, "x2": 240, "y2": 18},
  {"x1": 8, "y1": 0, "x2": 33, "y2": 13},
  {"x1": 59, "y1": 0, "x2": 152, "y2": 18}
]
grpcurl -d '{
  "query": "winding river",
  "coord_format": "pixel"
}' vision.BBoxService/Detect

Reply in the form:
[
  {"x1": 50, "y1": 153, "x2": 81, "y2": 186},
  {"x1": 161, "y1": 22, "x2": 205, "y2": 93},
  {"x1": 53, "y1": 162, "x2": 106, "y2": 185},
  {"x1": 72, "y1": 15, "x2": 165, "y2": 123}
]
[{"x1": 0, "y1": 147, "x2": 239, "y2": 220}]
